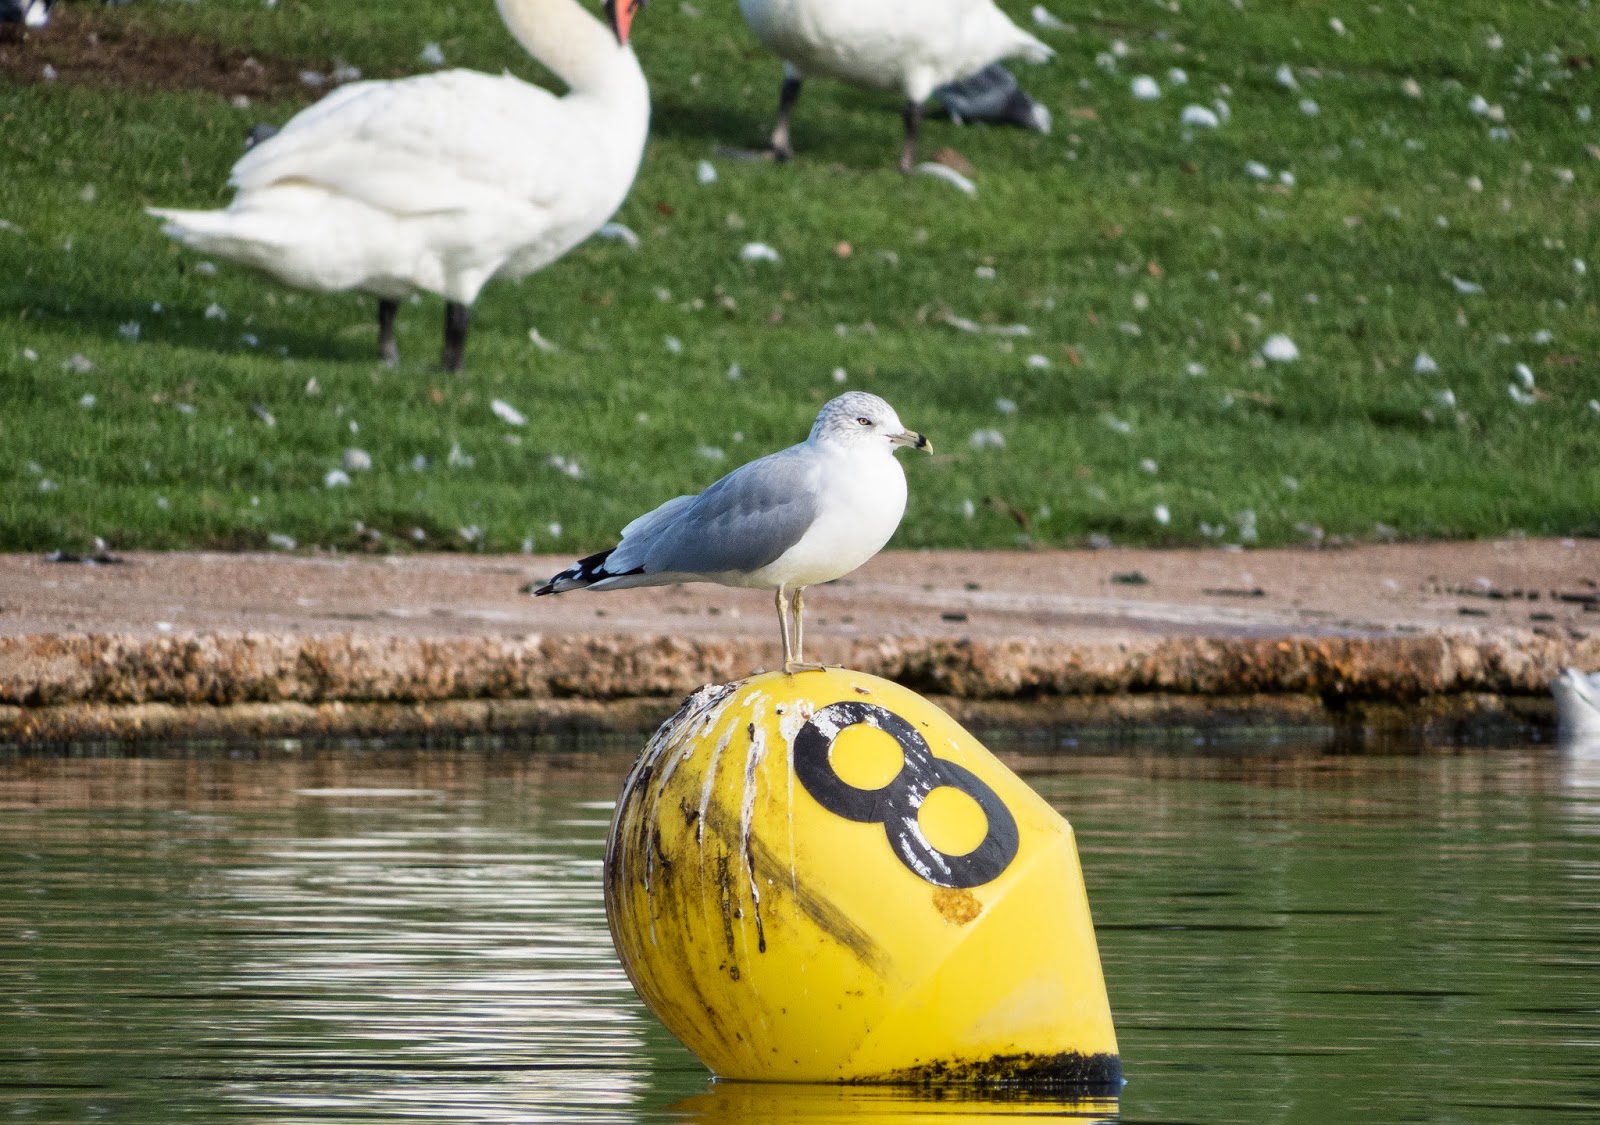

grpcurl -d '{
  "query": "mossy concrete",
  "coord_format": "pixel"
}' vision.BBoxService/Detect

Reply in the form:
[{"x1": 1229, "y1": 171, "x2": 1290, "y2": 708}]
[{"x1": 2, "y1": 541, "x2": 1594, "y2": 743}]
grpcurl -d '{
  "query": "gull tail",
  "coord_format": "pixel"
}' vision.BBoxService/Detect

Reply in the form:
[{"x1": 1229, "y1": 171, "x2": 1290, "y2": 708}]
[{"x1": 528, "y1": 546, "x2": 642, "y2": 596}]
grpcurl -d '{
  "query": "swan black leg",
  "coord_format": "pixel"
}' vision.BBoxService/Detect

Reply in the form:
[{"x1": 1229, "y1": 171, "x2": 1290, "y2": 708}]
[
  {"x1": 442, "y1": 301, "x2": 470, "y2": 373},
  {"x1": 771, "y1": 72, "x2": 802, "y2": 162},
  {"x1": 899, "y1": 99, "x2": 923, "y2": 173},
  {"x1": 377, "y1": 298, "x2": 400, "y2": 368}
]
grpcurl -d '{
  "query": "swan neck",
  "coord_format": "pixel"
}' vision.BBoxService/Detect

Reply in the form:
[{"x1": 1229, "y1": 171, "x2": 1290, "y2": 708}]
[{"x1": 495, "y1": 0, "x2": 626, "y2": 92}]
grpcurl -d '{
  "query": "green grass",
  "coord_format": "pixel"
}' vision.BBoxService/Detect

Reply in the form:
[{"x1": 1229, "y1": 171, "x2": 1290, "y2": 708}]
[{"x1": 1, "y1": 0, "x2": 1596, "y2": 555}]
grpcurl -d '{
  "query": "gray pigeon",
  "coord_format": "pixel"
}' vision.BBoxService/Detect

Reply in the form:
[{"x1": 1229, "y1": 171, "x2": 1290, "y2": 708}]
[{"x1": 933, "y1": 63, "x2": 1052, "y2": 134}]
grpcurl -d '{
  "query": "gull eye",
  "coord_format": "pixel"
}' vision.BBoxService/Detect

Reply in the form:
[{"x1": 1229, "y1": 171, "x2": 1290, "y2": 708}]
[{"x1": 855, "y1": 416, "x2": 872, "y2": 426}]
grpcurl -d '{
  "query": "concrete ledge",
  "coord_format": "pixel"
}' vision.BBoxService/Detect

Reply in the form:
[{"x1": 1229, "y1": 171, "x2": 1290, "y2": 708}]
[
  {"x1": 0, "y1": 697, "x2": 684, "y2": 745},
  {"x1": 0, "y1": 630, "x2": 1585, "y2": 744},
  {"x1": 4, "y1": 542, "x2": 1592, "y2": 744},
  {"x1": 0, "y1": 691, "x2": 1551, "y2": 748}
]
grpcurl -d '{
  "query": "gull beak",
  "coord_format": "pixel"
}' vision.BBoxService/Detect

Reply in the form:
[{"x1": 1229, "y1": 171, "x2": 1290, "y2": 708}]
[
  {"x1": 890, "y1": 429, "x2": 933, "y2": 454},
  {"x1": 604, "y1": 0, "x2": 644, "y2": 45}
]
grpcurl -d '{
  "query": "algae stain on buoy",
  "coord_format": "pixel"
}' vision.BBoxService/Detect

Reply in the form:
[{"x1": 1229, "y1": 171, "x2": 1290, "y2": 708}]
[
  {"x1": 604, "y1": 669, "x2": 1121, "y2": 1087},
  {"x1": 668, "y1": 1079, "x2": 1121, "y2": 1121}
]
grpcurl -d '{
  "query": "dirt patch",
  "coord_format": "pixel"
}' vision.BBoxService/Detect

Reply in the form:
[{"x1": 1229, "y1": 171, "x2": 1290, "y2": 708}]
[
  {"x1": 0, "y1": 5, "x2": 393, "y2": 102},
  {"x1": 932, "y1": 887, "x2": 983, "y2": 926}
]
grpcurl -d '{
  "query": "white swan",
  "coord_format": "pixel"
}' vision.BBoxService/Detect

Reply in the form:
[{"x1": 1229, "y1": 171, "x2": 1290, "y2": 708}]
[
  {"x1": 148, "y1": 0, "x2": 649, "y2": 372},
  {"x1": 738, "y1": 0, "x2": 1053, "y2": 171}
]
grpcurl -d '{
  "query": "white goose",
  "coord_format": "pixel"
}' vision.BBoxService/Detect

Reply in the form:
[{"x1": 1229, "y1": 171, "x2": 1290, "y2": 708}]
[
  {"x1": 148, "y1": 0, "x2": 650, "y2": 372},
  {"x1": 738, "y1": 0, "x2": 1052, "y2": 171}
]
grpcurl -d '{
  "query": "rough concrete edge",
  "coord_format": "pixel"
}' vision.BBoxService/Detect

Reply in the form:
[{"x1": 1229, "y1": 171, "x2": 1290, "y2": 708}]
[
  {"x1": 0, "y1": 698, "x2": 684, "y2": 745},
  {"x1": 0, "y1": 691, "x2": 1552, "y2": 748},
  {"x1": 0, "y1": 629, "x2": 1583, "y2": 746}
]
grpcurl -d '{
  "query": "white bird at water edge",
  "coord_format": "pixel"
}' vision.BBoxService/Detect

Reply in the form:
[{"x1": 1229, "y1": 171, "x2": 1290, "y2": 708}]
[
  {"x1": 1553, "y1": 668, "x2": 1600, "y2": 742},
  {"x1": 147, "y1": 0, "x2": 650, "y2": 372},
  {"x1": 531, "y1": 392, "x2": 933, "y2": 673}
]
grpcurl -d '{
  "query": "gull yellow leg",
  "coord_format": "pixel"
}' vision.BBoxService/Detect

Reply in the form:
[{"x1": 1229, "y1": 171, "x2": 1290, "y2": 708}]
[
  {"x1": 793, "y1": 587, "x2": 805, "y2": 665},
  {"x1": 775, "y1": 585, "x2": 795, "y2": 670},
  {"x1": 785, "y1": 587, "x2": 824, "y2": 673}
]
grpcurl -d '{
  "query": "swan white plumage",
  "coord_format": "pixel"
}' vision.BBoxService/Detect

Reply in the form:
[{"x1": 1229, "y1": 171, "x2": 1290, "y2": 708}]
[
  {"x1": 738, "y1": 0, "x2": 1053, "y2": 171},
  {"x1": 147, "y1": 0, "x2": 650, "y2": 372}
]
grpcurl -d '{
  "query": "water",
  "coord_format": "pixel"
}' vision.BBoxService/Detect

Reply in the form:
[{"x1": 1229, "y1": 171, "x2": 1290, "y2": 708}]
[{"x1": 1, "y1": 731, "x2": 1596, "y2": 1123}]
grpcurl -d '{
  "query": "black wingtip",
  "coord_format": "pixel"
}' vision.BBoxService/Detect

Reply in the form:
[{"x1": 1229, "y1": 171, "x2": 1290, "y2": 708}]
[{"x1": 527, "y1": 546, "x2": 639, "y2": 596}]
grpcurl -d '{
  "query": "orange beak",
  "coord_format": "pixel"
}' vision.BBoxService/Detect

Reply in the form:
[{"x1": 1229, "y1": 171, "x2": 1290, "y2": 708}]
[{"x1": 605, "y1": 0, "x2": 643, "y2": 46}]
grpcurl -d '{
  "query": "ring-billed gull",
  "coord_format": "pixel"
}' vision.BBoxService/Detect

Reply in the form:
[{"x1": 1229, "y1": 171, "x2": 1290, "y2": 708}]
[{"x1": 532, "y1": 391, "x2": 932, "y2": 672}]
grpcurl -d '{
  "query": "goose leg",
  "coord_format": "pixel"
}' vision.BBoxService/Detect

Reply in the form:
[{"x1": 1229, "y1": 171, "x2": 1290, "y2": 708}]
[
  {"x1": 442, "y1": 301, "x2": 471, "y2": 373},
  {"x1": 377, "y1": 298, "x2": 400, "y2": 368},
  {"x1": 899, "y1": 99, "x2": 923, "y2": 174},
  {"x1": 771, "y1": 69, "x2": 803, "y2": 162}
]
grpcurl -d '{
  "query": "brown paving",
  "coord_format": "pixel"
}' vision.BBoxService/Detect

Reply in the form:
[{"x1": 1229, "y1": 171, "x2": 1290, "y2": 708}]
[
  {"x1": 1, "y1": 542, "x2": 1597, "y2": 741},
  {"x1": 3, "y1": 540, "x2": 1596, "y2": 645}
]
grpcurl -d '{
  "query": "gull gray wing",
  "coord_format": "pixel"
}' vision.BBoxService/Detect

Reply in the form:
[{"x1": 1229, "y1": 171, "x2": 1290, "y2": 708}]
[
  {"x1": 618, "y1": 493, "x2": 698, "y2": 542},
  {"x1": 608, "y1": 444, "x2": 820, "y2": 578}
]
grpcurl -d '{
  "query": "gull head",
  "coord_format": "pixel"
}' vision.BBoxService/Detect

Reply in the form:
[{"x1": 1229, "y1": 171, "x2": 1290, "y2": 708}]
[{"x1": 810, "y1": 392, "x2": 932, "y2": 455}]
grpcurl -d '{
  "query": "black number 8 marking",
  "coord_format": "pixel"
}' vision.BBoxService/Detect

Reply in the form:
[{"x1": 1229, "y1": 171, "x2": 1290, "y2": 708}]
[{"x1": 792, "y1": 701, "x2": 1019, "y2": 889}]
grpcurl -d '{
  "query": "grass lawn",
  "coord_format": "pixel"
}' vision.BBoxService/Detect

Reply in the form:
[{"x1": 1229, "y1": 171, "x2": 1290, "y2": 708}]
[{"x1": 0, "y1": 0, "x2": 1595, "y2": 556}]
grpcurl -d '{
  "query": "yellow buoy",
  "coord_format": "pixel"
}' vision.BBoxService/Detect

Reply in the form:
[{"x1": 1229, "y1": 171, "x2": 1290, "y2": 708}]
[{"x1": 604, "y1": 669, "x2": 1121, "y2": 1086}]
